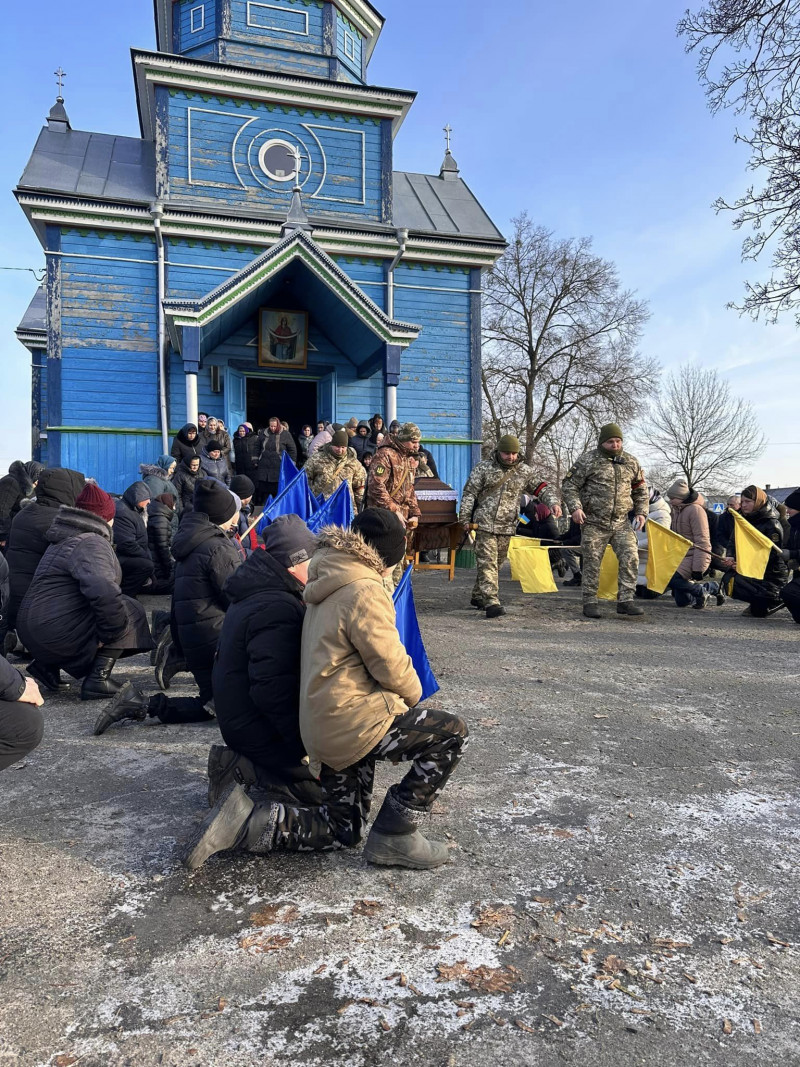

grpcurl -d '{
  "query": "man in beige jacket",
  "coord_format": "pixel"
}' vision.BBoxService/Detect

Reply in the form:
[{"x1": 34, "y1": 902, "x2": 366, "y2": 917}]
[{"x1": 186, "y1": 509, "x2": 468, "y2": 871}]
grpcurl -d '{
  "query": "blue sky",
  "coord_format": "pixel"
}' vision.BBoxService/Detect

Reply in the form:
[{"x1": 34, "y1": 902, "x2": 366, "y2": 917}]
[{"x1": 1, "y1": 0, "x2": 798, "y2": 487}]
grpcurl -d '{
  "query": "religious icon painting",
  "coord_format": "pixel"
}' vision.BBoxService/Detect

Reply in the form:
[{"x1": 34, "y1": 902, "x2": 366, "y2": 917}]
[{"x1": 258, "y1": 309, "x2": 309, "y2": 369}]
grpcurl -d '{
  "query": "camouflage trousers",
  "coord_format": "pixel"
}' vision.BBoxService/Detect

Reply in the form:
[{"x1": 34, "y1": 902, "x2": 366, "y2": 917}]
[
  {"x1": 581, "y1": 520, "x2": 638, "y2": 603},
  {"x1": 267, "y1": 706, "x2": 469, "y2": 852},
  {"x1": 471, "y1": 532, "x2": 511, "y2": 608}
]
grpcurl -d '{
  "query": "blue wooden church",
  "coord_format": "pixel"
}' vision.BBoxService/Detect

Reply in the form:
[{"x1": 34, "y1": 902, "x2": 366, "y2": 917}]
[{"x1": 15, "y1": 0, "x2": 505, "y2": 494}]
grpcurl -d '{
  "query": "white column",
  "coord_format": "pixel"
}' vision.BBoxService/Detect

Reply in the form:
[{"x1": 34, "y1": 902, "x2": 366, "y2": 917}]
[
  {"x1": 386, "y1": 383, "x2": 397, "y2": 426},
  {"x1": 185, "y1": 372, "x2": 198, "y2": 425}
]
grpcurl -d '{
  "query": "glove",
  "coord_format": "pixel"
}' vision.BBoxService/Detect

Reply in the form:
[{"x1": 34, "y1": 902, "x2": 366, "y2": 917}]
[
  {"x1": 782, "y1": 548, "x2": 792, "y2": 561},
  {"x1": 691, "y1": 571, "x2": 703, "y2": 581}
]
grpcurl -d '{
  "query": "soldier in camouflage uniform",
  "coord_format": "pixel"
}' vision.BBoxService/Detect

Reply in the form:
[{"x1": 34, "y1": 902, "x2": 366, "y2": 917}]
[
  {"x1": 560, "y1": 423, "x2": 648, "y2": 618},
  {"x1": 459, "y1": 434, "x2": 561, "y2": 618},
  {"x1": 367, "y1": 422, "x2": 423, "y2": 584},
  {"x1": 303, "y1": 429, "x2": 365, "y2": 509}
]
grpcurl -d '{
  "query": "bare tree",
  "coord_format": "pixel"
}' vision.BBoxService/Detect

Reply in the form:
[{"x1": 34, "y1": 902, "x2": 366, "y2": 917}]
[
  {"x1": 645, "y1": 363, "x2": 766, "y2": 490},
  {"x1": 678, "y1": 1, "x2": 800, "y2": 322},
  {"x1": 481, "y1": 214, "x2": 657, "y2": 464}
]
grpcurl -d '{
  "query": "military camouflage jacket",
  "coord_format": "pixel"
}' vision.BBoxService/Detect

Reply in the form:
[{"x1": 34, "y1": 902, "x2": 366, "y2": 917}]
[
  {"x1": 561, "y1": 448, "x2": 648, "y2": 526},
  {"x1": 304, "y1": 445, "x2": 365, "y2": 507},
  {"x1": 458, "y1": 454, "x2": 558, "y2": 535},
  {"x1": 366, "y1": 439, "x2": 421, "y2": 521}
]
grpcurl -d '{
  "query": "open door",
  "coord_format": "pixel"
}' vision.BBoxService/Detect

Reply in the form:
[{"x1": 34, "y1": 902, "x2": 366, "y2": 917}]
[
  {"x1": 226, "y1": 368, "x2": 247, "y2": 433},
  {"x1": 317, "y1": 371, "x2": 336, "y2": 424}
]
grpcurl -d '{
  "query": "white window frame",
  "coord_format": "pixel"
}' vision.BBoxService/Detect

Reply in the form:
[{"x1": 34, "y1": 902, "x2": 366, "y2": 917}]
[
  {"x1": 258, "y1": 138, "x2": 300, "y2": 183},
  {"x1": 343, "y1": 29, "x2": 357, "y2": 60},
  {"x1": 246, "y1": 2, "x2": 310, "y2": 36},
  {"x1": 190, "y1": 4, "x2": 205, "y2": 32}
]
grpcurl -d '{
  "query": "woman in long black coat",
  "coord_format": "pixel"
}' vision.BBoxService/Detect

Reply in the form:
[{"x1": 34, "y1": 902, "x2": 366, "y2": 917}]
[
  {"x1": 170, "y1": 423, "x2": 201, "y2": 463},
  {"x1": 723, "y1": 485, "x2": 789, "y2": 616},
  {"x1": 5, "y1": 467, "x2": 85, "y2": 629},
  {"x1": 147, "y1": 494, "x2": 178, "y2": 591},
  {"x1": 233, "y1": 424, "x2": 261, "y2": 477},
  {"x1": 17, "y1": 485, "x2": 152, "y2": 698}
]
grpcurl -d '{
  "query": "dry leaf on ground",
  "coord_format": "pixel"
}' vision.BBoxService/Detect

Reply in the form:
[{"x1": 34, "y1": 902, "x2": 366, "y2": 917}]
[
  {"x1": 471, "y1": 905, "x2": 516, "y2": 930},
  {"x1": 54, "y1": 1057, "x2": 79, "y2": 1067},
  {"x1": 353, "y1": 899, "x2": 384, "y2": 917},
  {"x1": 435, "y1": 960, "x2": 522, "y2": 993},
  {"x1": 250, "y1": 903, "x2": 299, "y2": 927},
  {"x1": 238, "y1": 933, "x2": 292, "y2": 953}
]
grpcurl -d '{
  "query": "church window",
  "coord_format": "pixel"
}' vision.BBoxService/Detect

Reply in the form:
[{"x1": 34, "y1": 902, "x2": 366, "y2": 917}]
[
  {"x1": 258, "y1": 139, "x2": 298, "y2": 182},
  {"x1": 190, "y1": 5, "x2": 205, "y2": 32},
  {"x1": 246, "y1": 2, "x2": 309, "y2": 36},
  {"x1": 343, "y1": 30, "x2": 356, "y2": 59}
]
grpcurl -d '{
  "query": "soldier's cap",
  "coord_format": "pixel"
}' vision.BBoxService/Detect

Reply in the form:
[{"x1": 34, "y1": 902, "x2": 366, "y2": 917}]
[
  {"x1": 331, "y1": 429, "x2": 349, "y2": 447},
  {"x1": 395, "y1": 422, "x2": 422, "y2": 442},
  {"x1": 262, "y1": 514, "x2": 318, "y2": 569},
  {"x1": 598, "y1": 423, "x2": 623, "y2": 444},
  {"x1": 497, "y1": 434, "x2": 521, "y2": 453}
]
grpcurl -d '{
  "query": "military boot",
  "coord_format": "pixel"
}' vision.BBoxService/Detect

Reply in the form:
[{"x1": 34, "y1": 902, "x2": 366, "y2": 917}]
[
  {"x1": 80, "y1": 651, "x2": 123, "y2": 700},
  {"x1": 27, "y1": 659, "x2": 70, "y2": 691},
  {"x1": 583, "y1": 602, "x2": 601, "y2": 619},
  {"x1": 563, "y1": 574, "x2": 582, "y2": 587},
  {"x1": 617, "y1": 601, "x2": 644, "y2": 617},
  {"x1": 184, "y1": 784, "x2": 279, "y2": 871},
  {"x1": 362, "y1": 789, "x2": 449, "y2": 870},
  {"x1": 2, "y1": 630, "x2": 18, "y2": 657},
  {"x1": 485, "y1": 604, "x2": 506, "y2": 619},
  {"x1": 93, "y1": 682, "x2": 148, "y2": 735},
  {"x1": 207, "y1": 745, "x2": 259, "y2": 807},
  {"x1": 154, "y1": 633, "x2": 187, "y2": 691},
  {"x1": 469, "y1": 596, "x2": 485, "y2": 609}
]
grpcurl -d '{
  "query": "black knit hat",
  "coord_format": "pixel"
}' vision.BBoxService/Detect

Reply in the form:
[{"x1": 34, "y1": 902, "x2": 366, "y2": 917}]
[
  {"x1": 331, "y1": 429, "x2": 349, "y2": 447},
  {"x1": 205, "y1": 439, "x2": 223, "y2": 453},
  {"x1": 230, "y1": 475, "x2": 255, "y2": 499},
  {"x1": 193, "y1": 478, "x2": 237, "y2": 524},
  {"x1": 783, "y1": 488, "x2": 800, "y2": 510},
  {"x1": 352, "y1": 508, "x2": 407, "y2": 567},
  {"x1": 262, "y1": 514, "x2": 318, "y2": 569}
]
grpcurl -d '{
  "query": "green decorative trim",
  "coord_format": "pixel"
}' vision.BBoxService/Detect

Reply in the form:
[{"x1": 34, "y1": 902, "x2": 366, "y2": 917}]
[{"x1": 47, "y1": 426, "x2": 177, "y2": 436}]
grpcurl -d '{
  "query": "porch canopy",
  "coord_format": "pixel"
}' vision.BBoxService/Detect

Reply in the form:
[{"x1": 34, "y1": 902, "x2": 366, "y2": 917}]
[{"x1": 163, "y1": 229, "x2": 421, "y2": 383}]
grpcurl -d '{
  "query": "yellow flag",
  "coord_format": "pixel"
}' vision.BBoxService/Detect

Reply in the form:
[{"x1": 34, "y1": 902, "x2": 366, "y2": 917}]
[
  {"x1": 730, "y1": 508, "x2": 774, "y2": 579},
  {"x1": 507, "y1": 537, "x2": 558, "y2": 593},
  {"x1": 597, "y1": 546, "x2": 619, "y2": 601},
  {"x1": 645, "y1": 519, "x2": 693, "y2": 594}
]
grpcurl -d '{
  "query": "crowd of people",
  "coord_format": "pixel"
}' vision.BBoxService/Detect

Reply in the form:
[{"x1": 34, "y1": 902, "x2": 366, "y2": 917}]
[{"x1": 0, "y1": 414, "x2": 797, "y2": 874}]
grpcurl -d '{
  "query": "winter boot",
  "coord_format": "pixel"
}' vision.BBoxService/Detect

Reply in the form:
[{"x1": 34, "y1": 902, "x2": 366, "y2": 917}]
[
  {"x1": 469, "y1": 596, "x2": 485, "y2": 609},
  {"x1": 485, "y1": 604, "x2": 506, "y2": 619},
  {"x1": 93, "y1": 682, "x2": 148, "y2": 735},
  {"x1": 692, "y1": 591, "x2": 708, "y2": 610},
  {"x1": 2, "y1": 629, "x2": 18, "y2": 657},
  {"x1": 80, "y1": 651, "x2": 123, "y2": 701},
  {"x1": 154, "y1": 634, "x2": 187, "y2": 691},
  {"x1": 184, "y1": 784, "x2": 279, "y2": 871},
  {"x1": 362, "y1": 789, "x2": 449, "y2": 870},
  {"x1": 27, "y1": 659, "x2": 69, "y2": 692},
  {"x1": 617, "y1": 601, "x2": 644, "y2": 616},
  {"x1": 583, "y1": 602, "x2": 601, "y2": 619},
  {"x1": 563, "y1": 573, "x2": 582, "y2": 587},
  {"x1": 703, "y1": 580, "x2": 726, "y2": 607},
  {"x1": 149, "y1": 610, "x2": 171, "y2": 665},
  {"x1": 207, "y1": 745, "x2": 259, "y2": 807}
]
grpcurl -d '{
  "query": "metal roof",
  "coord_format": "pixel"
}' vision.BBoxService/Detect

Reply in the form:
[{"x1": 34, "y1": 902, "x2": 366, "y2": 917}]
[
  {"x1": 392, "y1": 171, "x2": 505, "y2": 242},
  {"x1": 767, "y1": 486, "x2": 799, "y2": 504},
  {"x1": 16, "y1": 128, "x2": 504, "y2": 242},
  {"x1": 17, "y1": 128, "x2": 156, "y2": 204},
  {"x1": 17, "y1": 286, "x2": 46, "y2": 333}
]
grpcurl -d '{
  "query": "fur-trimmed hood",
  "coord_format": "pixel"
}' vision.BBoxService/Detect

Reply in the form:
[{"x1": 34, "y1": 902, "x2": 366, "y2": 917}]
[
  {"x1": 46, "y1": 504, "x2": 113, "y2": 544},
  {"x1": 304, "y1": 525, "x2": 386, "y2": 606},
  {"x1": 139, "y1": 463, "x2": 173, "y2": 480}
]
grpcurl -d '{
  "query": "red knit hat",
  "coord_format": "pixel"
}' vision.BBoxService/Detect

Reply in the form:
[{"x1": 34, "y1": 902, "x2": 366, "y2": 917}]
[{"x1": 76, "y1": 483, "x2": 116, "y2": 522}]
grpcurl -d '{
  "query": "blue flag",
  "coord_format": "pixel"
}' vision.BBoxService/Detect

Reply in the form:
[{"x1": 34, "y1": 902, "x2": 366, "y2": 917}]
[
  {"x1": 256, "y1": 469, "x2": 317, "y2": 535},
  {"x1": 392, "y1": 565, "x2": 439, "y2": 702},
  {"x1": 307, "y1": 480, "x2": 354, "y2": 534},
  {"x1": 278, "y1": 450, "x2": 300, "y2": 494}
]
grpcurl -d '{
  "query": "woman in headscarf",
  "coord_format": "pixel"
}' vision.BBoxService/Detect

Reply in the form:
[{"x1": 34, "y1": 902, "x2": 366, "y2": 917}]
[
  {"x1": 171, "y1": 423, "x2": 200, "y2": 463},
  {"x1": 233, "y1": 423, "x2": 260, "y2": 477},
  {"x1": 719, "y1": 485, "x2": 789, "y2": 616}
]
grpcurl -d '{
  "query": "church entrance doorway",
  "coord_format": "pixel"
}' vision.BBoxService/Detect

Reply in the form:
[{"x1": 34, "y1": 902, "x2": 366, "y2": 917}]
[{"x1": 246, "y1": 377, "x2": 318, "y2": 437}]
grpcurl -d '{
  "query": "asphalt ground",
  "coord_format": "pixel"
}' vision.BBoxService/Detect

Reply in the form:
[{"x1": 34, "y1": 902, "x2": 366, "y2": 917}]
[{"x1": 1, "y1": 568, "x2": 798, "y2": 1067}]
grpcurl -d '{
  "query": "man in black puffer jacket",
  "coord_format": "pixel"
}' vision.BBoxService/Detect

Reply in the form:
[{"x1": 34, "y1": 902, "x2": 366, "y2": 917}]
[
  {"x1": 206, "y1": 515, "x2": 322, "y2": 807},
  {"x1": 113, "y1": 481, "x2": 155, "y2": 595},
  {"x1": 147, "y1": 494, "x2": 178, "y2": 593},
  {"x1": 93, "y1": 480, "x2": 243, "y2": 733},
  {"x1": 0, "y1": 551, "x2": 44, "y2": 770},
  {"x1": 5, "y1": 468, "x2": 85, "y2": 633}
]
